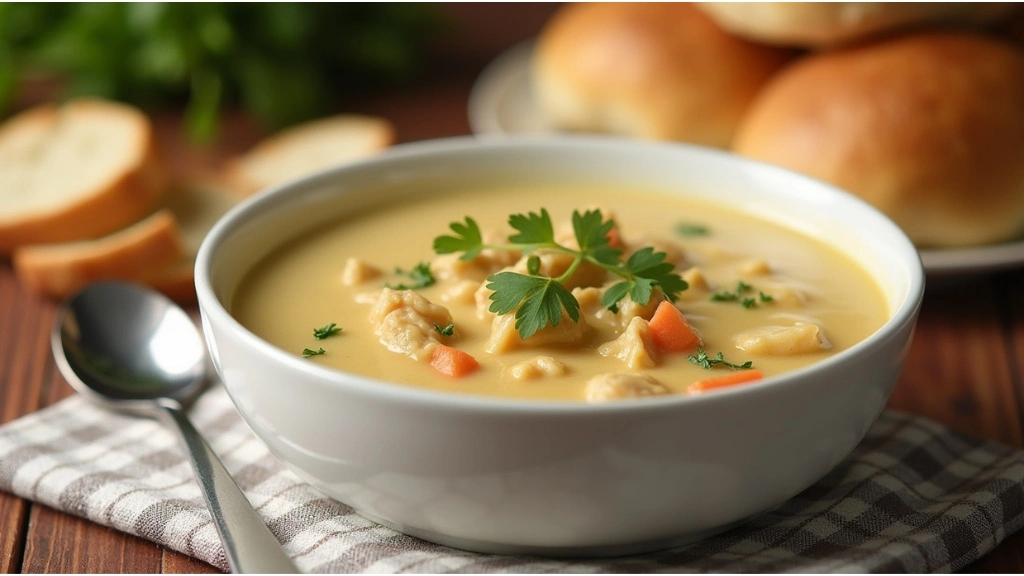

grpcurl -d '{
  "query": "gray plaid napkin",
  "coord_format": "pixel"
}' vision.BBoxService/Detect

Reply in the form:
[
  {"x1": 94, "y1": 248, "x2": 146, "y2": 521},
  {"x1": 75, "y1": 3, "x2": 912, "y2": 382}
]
[{"x1": 1, "y1": 383, "x2": 1022, "y2": 573}]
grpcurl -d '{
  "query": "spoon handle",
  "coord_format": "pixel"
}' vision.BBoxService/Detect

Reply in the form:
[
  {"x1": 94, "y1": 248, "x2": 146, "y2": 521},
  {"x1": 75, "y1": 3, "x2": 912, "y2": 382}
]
[{"x1": 159, "y1": 402, "x2": 301, "y2": 574}]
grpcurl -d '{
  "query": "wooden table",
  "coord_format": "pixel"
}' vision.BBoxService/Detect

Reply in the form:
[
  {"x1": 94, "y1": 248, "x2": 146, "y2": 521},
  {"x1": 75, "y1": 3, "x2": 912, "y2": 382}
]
[{"x1": 2, "y1": 5, "x2": 1023, "y2": 573}]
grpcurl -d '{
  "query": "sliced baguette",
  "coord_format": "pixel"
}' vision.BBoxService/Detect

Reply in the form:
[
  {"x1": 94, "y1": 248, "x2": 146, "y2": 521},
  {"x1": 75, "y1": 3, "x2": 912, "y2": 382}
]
[
  {"x1": 0, "y1": 99, "x2": 168, "y2": 254},
  {"x1": 12, "y1": 210, "x2": 183, "y2": 299},
  {"x1": 224, "y1": 114, "x2": 395, "y2": 195}
]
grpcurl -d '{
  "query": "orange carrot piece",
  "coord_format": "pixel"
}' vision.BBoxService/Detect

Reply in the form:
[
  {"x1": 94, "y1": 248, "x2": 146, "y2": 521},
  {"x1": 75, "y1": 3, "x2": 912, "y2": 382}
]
[
  {"x1": 689, "y1": 369, "x2": 764, "y2": 394},
  {"x1": 647, "y1": 301, "x2": 701, "y2": 352},
  {"x1": 430, "y1": 344, "x2": 479, "y2": 378},
  {"x1": 606, "y1": 226, "x2": 623, "y2": 249}
]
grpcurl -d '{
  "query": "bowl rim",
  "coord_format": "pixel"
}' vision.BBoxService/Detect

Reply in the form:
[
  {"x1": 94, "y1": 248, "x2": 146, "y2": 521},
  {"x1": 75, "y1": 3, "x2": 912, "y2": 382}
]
[{"x1": 195, "y1": 134, "x2": 925, "y2": 415}]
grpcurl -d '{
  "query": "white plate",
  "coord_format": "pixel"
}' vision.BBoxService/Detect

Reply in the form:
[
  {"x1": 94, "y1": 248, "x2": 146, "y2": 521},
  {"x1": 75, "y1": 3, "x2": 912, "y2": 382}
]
[{"x1": 468, "y1": 41, "x2": 1024, "y2": 277}]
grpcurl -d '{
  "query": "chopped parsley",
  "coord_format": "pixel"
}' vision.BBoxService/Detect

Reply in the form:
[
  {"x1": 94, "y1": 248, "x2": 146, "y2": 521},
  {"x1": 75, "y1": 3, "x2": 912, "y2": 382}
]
[
  {"x1": 712, "y1": 281, "x2": 773, "y2": 309},
  {"x1": 302, "y1": 347, "x2": 326, "y2": 358},
  {"x1": 434, "y1": 322, "x2": 455, "y2": 336},
  {"x1": 313, "y1": 323, "x2": 342, "y2": 340},
  {"x1": 687, "y1": 347, "x2": 753, "y2": 370},
  {"x1": 388, "y1": 261, "x2": 436, "y2": 290},
  {"x1": 433, "y1": 208, "x2": 688, "y2": 339},
  {"x1": 675, "y1": 222, "x2": 710, "y2": 237}
]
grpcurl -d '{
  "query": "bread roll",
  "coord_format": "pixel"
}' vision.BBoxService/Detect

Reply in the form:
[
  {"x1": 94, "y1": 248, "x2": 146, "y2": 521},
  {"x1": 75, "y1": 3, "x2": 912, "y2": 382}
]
[
  {"x1": 733, "y1": 32, "x2": 1024, "y2": 248},
  {"x1": 531, "y1": 2, "x2": 794, "y2": 147},
  {"x1": 225, "y1": 114, "x2": 395, "y2": 195},
  {"x1": 0, "y1": 99, "x2": 167, "y2": 254},
  {"x1": 695, "y1": 2, "x2": 1014, "y2": 48}
]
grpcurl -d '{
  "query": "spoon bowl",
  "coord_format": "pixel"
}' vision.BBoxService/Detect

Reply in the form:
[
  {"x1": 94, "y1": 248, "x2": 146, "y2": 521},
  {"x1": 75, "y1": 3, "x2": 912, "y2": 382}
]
[
  {"x1": 52, "y1": 281, "x2": 300, "y2": 574},
  {"x1": 53, "y1": 280, "x2": 207, "y2": 411}
]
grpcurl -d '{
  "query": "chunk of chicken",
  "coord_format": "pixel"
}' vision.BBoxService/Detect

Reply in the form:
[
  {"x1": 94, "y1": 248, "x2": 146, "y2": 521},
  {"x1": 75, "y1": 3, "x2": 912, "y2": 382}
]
[
  {"x1": 733, "y1": 323, "x2": 831, "y2": 355},
  {"x1": 598, "y1": 316, "x2": 658, "y2": 369},
  {"x1": 594, "y1": 289, "x2": 666, "y2": 329},
  {"x1": 440, "y1": 280, "x2": 481, "y2": 305},
  {"x1": 736, "y1": 258, "x2": 771, "y2": 276},
  {"x1": 341, "y1": 257, "x2": 382, "y2": 286},
  {"x1": 758, "y1": 283, "x2": 808, "y2": 307},
  {"x1": 369, "y1": 288, "x2": 454, "y2": 360},
  {"x1": 585, "y1": 372, "x2": 669, "y2": 402},
  {"x1": 486, "y1": 311, "x2": 589, "y2": 354},
  {"x1": 507, "y1": 356, "x2": 568, "y2": 380}
]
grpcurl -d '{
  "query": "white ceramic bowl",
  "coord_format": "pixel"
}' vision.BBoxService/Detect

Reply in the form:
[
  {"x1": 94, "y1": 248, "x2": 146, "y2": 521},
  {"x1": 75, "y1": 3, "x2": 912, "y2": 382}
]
[{"x1": 195, "y1": 136, "x2": 924, "y2": 556}]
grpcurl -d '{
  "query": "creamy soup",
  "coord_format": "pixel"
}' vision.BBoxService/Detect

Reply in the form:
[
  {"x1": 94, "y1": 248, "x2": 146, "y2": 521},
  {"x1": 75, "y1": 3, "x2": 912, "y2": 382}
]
[{"x1": 231, "y1": 185, "x2": 888, "y2": 402}]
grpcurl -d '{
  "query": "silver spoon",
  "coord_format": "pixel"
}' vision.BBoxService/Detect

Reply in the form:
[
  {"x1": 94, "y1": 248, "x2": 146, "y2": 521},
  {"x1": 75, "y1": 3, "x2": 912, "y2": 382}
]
[{"x1": 51, "y1": 281, "x2": 300, "y2": 574}]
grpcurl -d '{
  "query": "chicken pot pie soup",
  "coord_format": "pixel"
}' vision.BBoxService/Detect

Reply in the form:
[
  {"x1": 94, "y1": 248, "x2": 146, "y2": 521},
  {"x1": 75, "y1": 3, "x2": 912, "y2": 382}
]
[{"x1": 231, "y1": 185, "x2": 888, "y2": 402}]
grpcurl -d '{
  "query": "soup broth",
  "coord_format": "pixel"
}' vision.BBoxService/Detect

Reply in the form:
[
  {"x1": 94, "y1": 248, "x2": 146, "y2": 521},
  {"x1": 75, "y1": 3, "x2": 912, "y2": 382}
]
[{"x1": 231, "y1": 185, "x2": 888, "y2": 401}]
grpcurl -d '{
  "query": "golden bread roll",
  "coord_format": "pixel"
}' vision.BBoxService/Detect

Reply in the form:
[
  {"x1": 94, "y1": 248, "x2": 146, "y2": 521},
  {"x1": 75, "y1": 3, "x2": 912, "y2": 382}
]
[
  {"x1": 733, "y1": 32, "x2": 1024, "y2": 248},
  {"x1": 531, "y1": 2, "x2": 794, "y2": 147},
  {"x1": 695, "y1": 2, "x2": 1015, "y2": 48}
]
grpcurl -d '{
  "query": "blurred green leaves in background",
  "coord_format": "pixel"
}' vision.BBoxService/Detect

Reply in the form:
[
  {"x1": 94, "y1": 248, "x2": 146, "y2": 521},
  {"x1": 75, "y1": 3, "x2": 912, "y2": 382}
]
[{"x1": 0, "y1": 3, "x2": 444, "y2": 140}]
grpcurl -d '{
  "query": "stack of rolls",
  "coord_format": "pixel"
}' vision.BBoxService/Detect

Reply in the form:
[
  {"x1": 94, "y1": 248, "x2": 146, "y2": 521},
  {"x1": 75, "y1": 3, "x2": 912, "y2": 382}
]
[{"x1": 530, "y1": 2, "x2": 1024, "y2": 248}]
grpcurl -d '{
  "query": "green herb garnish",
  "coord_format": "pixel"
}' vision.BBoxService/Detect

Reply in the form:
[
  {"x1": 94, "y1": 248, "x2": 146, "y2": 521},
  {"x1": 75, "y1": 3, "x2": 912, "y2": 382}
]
[
  {"x1": 388, "y1": 262, "x2": 436, "y2": 290},
  {"x1": 675, "y1": 222, "x2": 710, "y2": 237},
  {"x1": 712, "y1": 280, "x2": 773, "y2": 309},
  {"x1": 302, "y1": 347, "x2": 326, "y2": 358},
  {"x1": 434, "y1": 322, "x2": 455, "y2": 336},
  {"x1": 313, "y1": 323, "x2": 342, "y2": 340},
  {"x1": 687, "y1": 347, "x2": 753, "y2": 370},
  {"x1": 433, "y1": 208, "x2": 688, "y2": 339}
]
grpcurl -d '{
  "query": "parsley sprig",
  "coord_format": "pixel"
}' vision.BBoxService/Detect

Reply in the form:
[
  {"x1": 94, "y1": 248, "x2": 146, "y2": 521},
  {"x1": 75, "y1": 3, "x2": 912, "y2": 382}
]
[
  {"x1": 433, "y1": 208, "x2": 688, "y2": 339},
  {"x1": 313, "y1": 323, "x2": 342, "y2": 340},
  {"x1": 687, "y1": 347, "x2": 753, "y2": 370}
]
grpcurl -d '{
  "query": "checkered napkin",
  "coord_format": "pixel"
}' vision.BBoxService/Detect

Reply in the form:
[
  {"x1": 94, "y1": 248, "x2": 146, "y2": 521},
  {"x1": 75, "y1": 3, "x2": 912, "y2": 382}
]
[{"x1": 1, "y1": 385, "x2": 1022, "y2": 574}]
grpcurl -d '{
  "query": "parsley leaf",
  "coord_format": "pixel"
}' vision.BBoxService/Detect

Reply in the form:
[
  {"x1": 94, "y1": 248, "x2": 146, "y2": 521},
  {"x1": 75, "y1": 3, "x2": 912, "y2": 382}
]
[
  {"x1": 508, "y1": 209, "x2": 557, "y2": 246},
  {"x1": 302, "y1": 347, "x2": 326, "y2": 358},
  {"x1": 687, "y1": 348, "x2": 753, "y2": 370},
  {"x1": 388, "y1": 262, "x2": 436, "y2": 290},
  {"x1": 487, "y1": 271, "x2": 580, "y2": 339},
  {"x1": 313, "y1": 323, "x2": 342, "y2": 340},
  {"x1": 433, "y1": 216, "x2": 484, "y2": 261},
  {"x1": 434, "y1": 322, "x2": 455, "y2": 336}
]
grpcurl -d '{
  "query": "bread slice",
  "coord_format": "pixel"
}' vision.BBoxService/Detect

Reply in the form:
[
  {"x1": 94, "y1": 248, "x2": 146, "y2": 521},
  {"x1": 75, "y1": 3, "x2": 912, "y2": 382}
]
[
  {"x1": 224, "y1": 114, "x2": 395, "y2": 195},
  {"x1": 12, "y1": 210, "x2": 184, "y2": 299},
  {"x1": 0, "y1": 99, "x2": 168, "y2": 254}
]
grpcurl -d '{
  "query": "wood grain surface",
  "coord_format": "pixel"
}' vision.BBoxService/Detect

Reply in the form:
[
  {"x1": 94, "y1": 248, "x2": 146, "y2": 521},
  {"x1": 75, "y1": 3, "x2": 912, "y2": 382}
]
[{"x1": 2, "y1": 4, "x2": 1023, "y2": 573}]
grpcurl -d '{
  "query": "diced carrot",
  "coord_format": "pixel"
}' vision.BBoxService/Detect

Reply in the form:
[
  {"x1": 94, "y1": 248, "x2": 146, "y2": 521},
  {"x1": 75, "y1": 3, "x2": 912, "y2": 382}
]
[
  {"x1": 647, "y1": 300, "x2": 701, "y2": 352},
  {"x1": 688, "y1": 369, "x2": 764, "y2": 394},
  {"x1": 429, "y1": 344, "x2": 479, "y2": 378},
  {"x1": 606, "y1": 226, "x2": 623, "y2": 249}
]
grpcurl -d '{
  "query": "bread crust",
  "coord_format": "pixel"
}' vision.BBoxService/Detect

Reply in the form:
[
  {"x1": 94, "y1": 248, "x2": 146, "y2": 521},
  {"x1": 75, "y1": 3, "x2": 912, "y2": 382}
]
[
  {"x1": 0, "y1": 100, "x2": 168, "y2": 254},
  {"x1": 224, "y1": 114, "x2": 395, "y2": 195},
  {"x1": 531, "y1": 2, "x2": 794, "y2": 146},
  {"x1": 733, "y1": 32, "x2": 1024, "y2": 248},
  {"x1": 13, "y1": 210, "x2": 184, "y2": 299}
]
